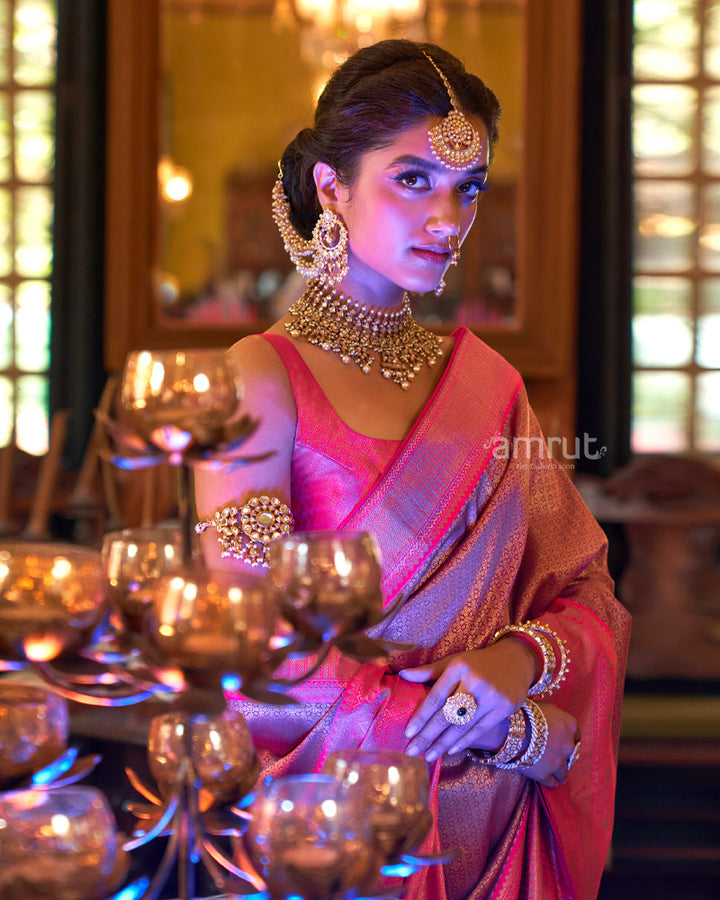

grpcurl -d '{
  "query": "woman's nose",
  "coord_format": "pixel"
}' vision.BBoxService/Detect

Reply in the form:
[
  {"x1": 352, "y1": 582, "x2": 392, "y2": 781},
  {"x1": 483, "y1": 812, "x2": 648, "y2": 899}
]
[{"x1": 426, "y1": 193, "x2": 461, "y2": 237}]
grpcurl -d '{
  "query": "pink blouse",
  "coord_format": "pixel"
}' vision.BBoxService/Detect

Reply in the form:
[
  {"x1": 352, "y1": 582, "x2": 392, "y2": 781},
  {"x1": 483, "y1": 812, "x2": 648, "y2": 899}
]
[{"x1": 261, "y1": 333, "x2": 400, "y2": 529}]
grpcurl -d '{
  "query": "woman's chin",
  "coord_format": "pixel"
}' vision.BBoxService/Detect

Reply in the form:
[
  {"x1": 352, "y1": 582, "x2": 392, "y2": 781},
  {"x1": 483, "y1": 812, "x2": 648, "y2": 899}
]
[
  {"x1": 412, "y1": 281, "x2": 446, "y2": 297},
  {"x1": 397, "y1": 274, "x2": 446, "y2": 296}
]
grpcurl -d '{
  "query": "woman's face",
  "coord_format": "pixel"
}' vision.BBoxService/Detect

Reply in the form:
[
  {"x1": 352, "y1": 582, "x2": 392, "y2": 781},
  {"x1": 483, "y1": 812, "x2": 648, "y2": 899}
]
[{"x1": 330, "y1": 116, "x2": 490, "y2": 304}]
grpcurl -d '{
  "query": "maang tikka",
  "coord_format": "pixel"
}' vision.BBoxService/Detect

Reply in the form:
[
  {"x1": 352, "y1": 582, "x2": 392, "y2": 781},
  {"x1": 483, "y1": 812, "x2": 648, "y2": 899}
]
[
  {"x1": 272, "y1": 171, "x2": 349, "y2": 286},
  {"x1": 422, "y1": 51, "x2": 483, "y2": 171}
]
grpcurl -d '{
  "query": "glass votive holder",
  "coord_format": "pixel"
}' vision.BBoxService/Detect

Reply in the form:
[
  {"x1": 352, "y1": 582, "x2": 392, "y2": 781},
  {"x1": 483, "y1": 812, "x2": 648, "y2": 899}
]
[
  {"x1": 0, "y1": 786, "x2": 120, "y2": 900},
  {"x1": 146, "y1": 569, "x2": 276, "y2": 687},
  {"x1": 120, "y1": 348, "x2": 242, "y2": 451},
  {"x1": 148, "y1": 708, "x2": 257, "y2": 805},
  {"x1": 323, "y1": 749, "x2": 432, "y2": 860},
  {"x1": 246, "y1": 773, "x2": 378, "y2": 900},
  {"x1": 0, "y1": 542, "x2": 108, "y2": 662},
  {"x1": 267, "y1": 530, "x2": 384, "y2": 643},
  {"x1": 101, "y1": 526, "x2": 184, "y2": 633},
  {"x1": 0, "y1": 683, "x2": 70, "y2": 787}
]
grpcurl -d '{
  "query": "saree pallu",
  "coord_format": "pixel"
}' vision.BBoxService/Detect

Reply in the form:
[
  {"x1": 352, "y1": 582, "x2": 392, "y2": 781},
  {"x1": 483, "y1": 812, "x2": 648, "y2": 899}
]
[{"x1": 230, "y1": 328, "x2": 631, "y2": 900}]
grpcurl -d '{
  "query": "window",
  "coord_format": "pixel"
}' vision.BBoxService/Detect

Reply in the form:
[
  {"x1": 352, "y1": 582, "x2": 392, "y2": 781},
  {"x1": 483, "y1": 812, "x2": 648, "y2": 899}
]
[
  {"x1": 0, "y1": 0, "x2": 56, "y2": 456},
  {"x1": 631, "y1": 0, "x2": 720, "y2": 454}
]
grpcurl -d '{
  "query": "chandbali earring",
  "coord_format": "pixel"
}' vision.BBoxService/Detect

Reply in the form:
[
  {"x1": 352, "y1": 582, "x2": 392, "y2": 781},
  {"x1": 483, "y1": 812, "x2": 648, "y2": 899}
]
[
  {"x1": 271, "y1": 173, "x2": 349, "y2": 286},
  {"x1": 422, "y1": 51, "x2": 483, "y2": 171},
  {"x1": 311, "y1": 207, "x2": 349, "y2": 286}
]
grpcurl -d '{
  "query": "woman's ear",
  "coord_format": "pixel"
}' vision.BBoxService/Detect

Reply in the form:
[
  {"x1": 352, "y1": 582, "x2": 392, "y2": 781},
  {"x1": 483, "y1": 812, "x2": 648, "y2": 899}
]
[{"x1": 313, "y1": 161, "x2": 347, "y2": 208}]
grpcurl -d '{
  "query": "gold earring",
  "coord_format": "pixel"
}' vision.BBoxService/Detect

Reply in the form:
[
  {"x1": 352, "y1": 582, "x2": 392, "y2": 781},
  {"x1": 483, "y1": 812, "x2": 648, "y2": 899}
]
[
  {"x1": 272, "y1": 175, "x2": 348, "y2": 286},
  {"x1": 449, "y1": 235, "x2": 460, "y2": 267},
  {"x1": 312, "y1": 207, "x2": 349, "y2": 286}
]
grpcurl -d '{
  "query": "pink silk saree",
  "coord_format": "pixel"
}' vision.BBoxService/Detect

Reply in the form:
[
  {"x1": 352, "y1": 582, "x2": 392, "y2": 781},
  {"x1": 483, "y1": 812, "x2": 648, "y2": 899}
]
[{"x1": 229, "y1": 327, "x2": 631, "y2": 900}]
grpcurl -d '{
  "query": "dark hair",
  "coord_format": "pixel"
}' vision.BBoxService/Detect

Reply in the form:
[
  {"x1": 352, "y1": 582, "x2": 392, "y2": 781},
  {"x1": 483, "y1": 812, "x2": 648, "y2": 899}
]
[{"x1": 280, "y1": 39, "x2": 501, "y2": 238}]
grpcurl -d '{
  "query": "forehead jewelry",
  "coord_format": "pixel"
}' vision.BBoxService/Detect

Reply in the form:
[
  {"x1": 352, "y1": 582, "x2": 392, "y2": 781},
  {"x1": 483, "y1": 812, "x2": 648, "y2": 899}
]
[{"x1": 422, "y1": 51, "x2": 483, "y2": 171}]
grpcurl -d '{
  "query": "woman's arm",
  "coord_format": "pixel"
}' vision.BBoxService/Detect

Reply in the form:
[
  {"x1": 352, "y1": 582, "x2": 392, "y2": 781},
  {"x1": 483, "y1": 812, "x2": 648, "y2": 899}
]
[{"x1": 193, "y1": 334, "x2": 297, "y2": 575}]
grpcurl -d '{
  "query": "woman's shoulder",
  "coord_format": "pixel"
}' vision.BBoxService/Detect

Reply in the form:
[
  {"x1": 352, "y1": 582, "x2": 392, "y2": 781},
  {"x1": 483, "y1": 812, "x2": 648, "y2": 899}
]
[
  {"x1": 226, "y1": 332, "x2": 296, "y2": 430},
  {"x1": 227, "y1": 331, "x2": 290, "y2": 379}
]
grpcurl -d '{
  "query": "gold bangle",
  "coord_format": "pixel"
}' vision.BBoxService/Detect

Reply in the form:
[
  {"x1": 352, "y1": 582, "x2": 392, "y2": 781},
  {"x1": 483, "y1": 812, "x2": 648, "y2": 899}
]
[
  {"x1": 195, "y1": 495, "x2": 293, "y2": 568},
  {"x1": 492, "y1": 622, "x2": 570, "y2": 695},
  {"x1": 529, "y1": 623, "x2": 570, "y2": 692},
  {"x1": 511, "y1": 700, "x2": 549, "y2": 768},
  {"x1": 476, "y1": 707, "x2": 526, "y2": 766},
  {"x1": 493, "y1": 700, "x2": 548, "y2": 770}
]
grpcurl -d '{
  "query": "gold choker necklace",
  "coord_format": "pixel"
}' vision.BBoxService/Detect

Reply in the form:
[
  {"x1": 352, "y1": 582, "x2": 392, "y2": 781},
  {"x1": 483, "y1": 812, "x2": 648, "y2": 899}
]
[{"x1": 285, "y1": 281, "x2": 444, "y2": 390}]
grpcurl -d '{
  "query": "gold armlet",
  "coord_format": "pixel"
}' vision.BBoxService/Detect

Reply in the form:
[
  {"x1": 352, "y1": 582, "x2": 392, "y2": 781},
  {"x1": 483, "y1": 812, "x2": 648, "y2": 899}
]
[{"x1": 195, "y1": 495, "x2": 293, "y2": 568}]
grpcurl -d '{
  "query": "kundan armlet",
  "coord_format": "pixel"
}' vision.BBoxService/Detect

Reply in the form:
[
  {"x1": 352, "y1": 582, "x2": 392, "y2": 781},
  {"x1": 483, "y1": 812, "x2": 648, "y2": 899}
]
[
  {"x1": 195, "y1": 495, "x2": 293, "y2": 567},
  {"x1": 492, "y1": 622, "x2": 570, "y2": 696}
]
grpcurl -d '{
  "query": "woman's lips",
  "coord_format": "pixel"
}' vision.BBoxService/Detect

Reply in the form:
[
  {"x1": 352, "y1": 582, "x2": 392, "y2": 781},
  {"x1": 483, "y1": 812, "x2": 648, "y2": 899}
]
[{"x1": 412, "y1": 247, "x2": 450, "y2": 265}]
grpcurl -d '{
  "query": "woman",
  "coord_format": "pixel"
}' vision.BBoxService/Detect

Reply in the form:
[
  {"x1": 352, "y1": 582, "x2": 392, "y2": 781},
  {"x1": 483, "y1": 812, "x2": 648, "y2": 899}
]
[{"x1": 195, "y1": 39, "x2": 630, "y2": 900}]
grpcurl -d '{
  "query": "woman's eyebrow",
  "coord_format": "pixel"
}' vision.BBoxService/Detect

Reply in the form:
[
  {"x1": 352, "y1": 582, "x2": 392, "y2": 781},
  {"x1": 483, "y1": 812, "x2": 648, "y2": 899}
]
[
  {"x1": 387, "y1": 154, "x2": 438, "y2": 170},
  {"x1": 387, "y1": 154, "x2": 488, "y2": 178}
]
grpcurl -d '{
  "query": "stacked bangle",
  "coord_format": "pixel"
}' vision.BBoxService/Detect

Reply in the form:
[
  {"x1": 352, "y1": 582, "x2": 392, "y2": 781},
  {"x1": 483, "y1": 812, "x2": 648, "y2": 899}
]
[
  {"x1": 476, "y1": 620, "x2": 570, "y2": 772},
  {"x1": 509, "y1": 700, "x2": 549, "y2": 768},
  {"x1": 492, "y1": 621, "x2": 570, "y2": 696},
  {"x1": 478, "y1": 700, "x2": 549, "y2": 771},
  {"x1": 475, "y1": 708, "x2": 526, "y2": 766}
]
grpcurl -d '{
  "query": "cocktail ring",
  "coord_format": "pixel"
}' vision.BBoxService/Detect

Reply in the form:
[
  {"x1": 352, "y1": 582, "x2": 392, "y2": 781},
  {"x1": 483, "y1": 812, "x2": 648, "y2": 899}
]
[
  {"x1": 442, "y1": 689, "x2": 478, "y2": 726},
  {"x1": 567, "y1": 740, "x2": 581, "y2": 770}
]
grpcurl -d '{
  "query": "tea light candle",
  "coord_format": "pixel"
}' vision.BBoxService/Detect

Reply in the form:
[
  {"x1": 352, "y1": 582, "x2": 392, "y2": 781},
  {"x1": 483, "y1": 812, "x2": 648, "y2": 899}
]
[{"x1": 279, "y1": 844, "x2": 341, "y2": 870}]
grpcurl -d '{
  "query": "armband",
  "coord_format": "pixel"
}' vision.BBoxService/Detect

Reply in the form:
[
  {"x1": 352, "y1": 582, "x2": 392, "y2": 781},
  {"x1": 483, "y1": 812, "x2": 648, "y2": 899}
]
[{"x1": 195, "y1": 495, "x2": 293, "y2": 568}]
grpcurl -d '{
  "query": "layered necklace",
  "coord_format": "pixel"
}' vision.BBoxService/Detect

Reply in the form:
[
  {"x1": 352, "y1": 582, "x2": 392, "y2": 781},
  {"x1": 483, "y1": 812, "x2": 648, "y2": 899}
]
[{"x1": 285, "y1": 280, "x2": 444, "y2": 390}]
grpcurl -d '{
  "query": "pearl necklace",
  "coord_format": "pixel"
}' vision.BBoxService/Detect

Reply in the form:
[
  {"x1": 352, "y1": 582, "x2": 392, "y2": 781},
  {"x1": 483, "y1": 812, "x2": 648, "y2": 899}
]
[{"x1": 285, "y1": 280, "x2": 444, "y2": 390}]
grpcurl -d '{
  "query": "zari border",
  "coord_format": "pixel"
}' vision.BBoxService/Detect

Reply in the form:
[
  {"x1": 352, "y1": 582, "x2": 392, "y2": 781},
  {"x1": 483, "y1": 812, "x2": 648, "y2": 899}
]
[{"x1": 341, "y1": 327, "x2": 522, "y2": 603}]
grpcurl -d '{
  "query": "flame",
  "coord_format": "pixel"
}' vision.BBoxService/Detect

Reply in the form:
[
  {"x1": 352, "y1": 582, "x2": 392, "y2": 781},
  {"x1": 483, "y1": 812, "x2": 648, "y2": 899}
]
[
  {"x1": 23, "y1": 633, "x2": 64, "y2": 661},
  {"x1": 51, "y1": 558, "x2": 72, "y2": 579}
]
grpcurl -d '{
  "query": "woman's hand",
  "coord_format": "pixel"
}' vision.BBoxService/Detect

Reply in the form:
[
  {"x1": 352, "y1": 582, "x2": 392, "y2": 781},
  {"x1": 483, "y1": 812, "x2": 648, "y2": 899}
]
[
  {"x1": 398, "y1": 638, "x2": 539, "y2": 761},
  {"x1": 520, "y1": 702, "x2": 580, "y2": 787}
]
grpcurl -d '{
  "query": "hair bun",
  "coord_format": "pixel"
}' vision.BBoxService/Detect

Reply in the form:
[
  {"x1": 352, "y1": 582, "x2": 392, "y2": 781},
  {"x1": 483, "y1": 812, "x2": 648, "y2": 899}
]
[{"x1": 280, "y1": 128, "x2": 323, "y2": 240}]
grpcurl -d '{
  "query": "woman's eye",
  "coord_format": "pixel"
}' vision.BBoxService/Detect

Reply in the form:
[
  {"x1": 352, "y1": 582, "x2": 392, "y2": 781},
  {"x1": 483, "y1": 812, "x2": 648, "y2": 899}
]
[
  {"x1": 396, "y1": 171, "x2": 428, "y2": 189},
  {"x1": 458, "y1": 180, "x2": 487, "y2": 199}
]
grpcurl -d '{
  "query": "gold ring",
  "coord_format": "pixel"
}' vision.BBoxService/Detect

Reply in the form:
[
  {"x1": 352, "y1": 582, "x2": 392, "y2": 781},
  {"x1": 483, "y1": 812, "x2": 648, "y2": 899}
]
[
  {"x1": 567, "y1": 740, "x2": 581, "y2": 770},
  {"x1": 442, "y1": 689, "x2": 478, "y2": 726}
]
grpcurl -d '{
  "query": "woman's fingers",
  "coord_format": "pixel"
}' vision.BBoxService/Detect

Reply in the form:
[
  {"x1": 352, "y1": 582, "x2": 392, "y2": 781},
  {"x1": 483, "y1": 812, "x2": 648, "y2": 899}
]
[
  {"x1": 406, "y1": 715, "x2": 477, "y2": 761},
  {"x1": 399, "y1": 662, "x2": 443, "y2": 684},
  {"x1": 401, "y1": 646, "x2": 542, "y2": 762},
  {"x1": 405, "y1": 683, "x2": 509, "y2": 761},
  {"x1": 403, "y1": 668, "x2": 463, "y2": 739}
]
